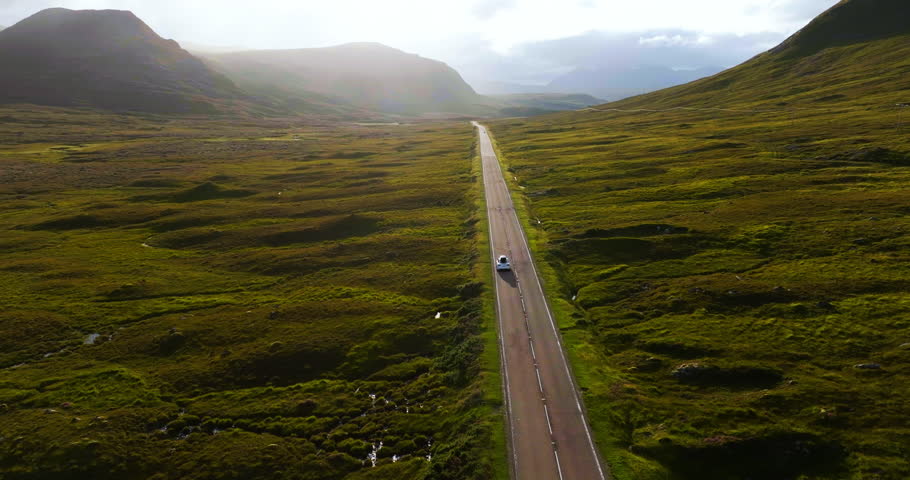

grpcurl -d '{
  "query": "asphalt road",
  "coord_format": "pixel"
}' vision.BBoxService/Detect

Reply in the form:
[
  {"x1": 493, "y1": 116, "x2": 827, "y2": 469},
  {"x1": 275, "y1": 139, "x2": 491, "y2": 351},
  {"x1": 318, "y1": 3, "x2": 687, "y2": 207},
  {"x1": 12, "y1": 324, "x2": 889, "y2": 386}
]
[{"x1": 474, "y1": 122, "x2": 608, "y2": 480}]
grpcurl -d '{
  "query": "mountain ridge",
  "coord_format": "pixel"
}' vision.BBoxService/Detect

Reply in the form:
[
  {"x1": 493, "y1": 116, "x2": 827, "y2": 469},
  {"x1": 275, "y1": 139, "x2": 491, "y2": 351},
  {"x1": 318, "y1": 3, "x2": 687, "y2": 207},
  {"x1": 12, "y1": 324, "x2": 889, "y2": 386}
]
[
  {"x1": 0, "y1": 9, "x2": 496, "y2": 117},
  {"x1": 0, "y1": 8, "x2": 243, "y2": 113},
  {"x1": 200, "y1": 43, "x2": 490, "y2": 116}
]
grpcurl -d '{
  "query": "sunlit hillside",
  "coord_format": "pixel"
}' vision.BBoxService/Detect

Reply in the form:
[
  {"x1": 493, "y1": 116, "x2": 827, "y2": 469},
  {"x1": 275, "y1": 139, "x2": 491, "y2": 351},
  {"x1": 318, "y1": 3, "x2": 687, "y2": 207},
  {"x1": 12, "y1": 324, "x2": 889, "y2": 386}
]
[{"x1": 201, "y1": 43, "x2": 491, "y2": 116}]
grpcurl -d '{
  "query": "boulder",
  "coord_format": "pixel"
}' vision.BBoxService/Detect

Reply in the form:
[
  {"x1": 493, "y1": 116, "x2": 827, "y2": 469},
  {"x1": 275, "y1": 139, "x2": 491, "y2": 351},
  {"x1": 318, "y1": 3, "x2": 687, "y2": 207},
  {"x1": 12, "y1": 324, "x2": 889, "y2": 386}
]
[{"x1": 853, "y1": 363, "x2": 881, "y2": 370}]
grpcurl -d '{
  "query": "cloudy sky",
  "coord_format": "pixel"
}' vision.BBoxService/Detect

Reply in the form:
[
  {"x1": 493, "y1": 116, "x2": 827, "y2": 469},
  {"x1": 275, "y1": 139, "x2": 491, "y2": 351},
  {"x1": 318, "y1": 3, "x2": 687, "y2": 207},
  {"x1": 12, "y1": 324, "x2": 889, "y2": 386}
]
[{"x1": 0, "y1": 0, "x2": 838, "y2": 90}]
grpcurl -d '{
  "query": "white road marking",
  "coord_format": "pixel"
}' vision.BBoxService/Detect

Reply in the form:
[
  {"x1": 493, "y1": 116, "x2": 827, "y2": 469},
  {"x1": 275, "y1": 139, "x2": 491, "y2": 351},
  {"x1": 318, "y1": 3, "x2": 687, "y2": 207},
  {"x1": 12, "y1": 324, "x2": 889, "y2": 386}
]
[
  {"x1": 543, "y1": 404, "x2": 554, "y2": 435},
  {"x1": 554, "y1": 450, "x2": 565, "y2": 480}
]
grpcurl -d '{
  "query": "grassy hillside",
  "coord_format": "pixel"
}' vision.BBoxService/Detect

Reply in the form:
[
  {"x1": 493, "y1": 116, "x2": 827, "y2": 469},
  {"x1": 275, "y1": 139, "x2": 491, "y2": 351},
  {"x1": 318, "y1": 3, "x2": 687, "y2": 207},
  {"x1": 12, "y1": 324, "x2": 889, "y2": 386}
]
[
  {"x1": 0, "y1": 107, "x2": 504, "y2": 480},
  {"x1": 202, "y1": 43, "x2": 491, "y2": 117},
  {"x1": 486, "y1": 1, "x2": 910, "y2": 478},
  {"x1": 0, "y1": 9, "x2": 247, "y2": 114}
]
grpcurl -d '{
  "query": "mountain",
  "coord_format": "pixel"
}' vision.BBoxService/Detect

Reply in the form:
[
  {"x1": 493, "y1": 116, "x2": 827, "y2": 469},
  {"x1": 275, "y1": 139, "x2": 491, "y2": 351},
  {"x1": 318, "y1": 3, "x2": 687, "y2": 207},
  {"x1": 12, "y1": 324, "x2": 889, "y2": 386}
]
[
  {"x1": 0, "y1": 8, "x2": 243, "y2": 113},
  {"x1": 201, "y1": 43, "x2": 490, "y2": 116},
  {"x1": 547, "y1": 65, "x2": 722, "y2": 101},
  {"x1": 181, "y1": 42, "x2": 246, "y2": 54},
  {"x1": 470, "y1": 80, "x2": 553, "y2": 96},
  {"x1": 770, "y1": 0, "x2": 908, "y2": 58},
  {"x1": 609, "y1": 0, "x2": 910, "y2": 110}
]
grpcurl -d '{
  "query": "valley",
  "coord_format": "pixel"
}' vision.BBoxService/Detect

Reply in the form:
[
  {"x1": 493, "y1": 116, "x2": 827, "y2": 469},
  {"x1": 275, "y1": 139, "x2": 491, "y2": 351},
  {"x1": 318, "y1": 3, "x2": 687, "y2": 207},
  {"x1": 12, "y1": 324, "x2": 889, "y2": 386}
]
[{"x1": 2, "y1": 0, "x2": 910, "y2": 479}]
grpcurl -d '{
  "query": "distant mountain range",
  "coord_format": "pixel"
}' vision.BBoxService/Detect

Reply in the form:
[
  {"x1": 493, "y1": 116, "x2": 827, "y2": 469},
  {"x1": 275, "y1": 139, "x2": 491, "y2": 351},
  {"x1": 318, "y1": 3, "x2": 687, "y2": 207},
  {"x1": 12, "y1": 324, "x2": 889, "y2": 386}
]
[
  {"x1": 0, "y1": 7, "x2": 704, "y2": 117},
  {"x1": 198, "y1": 43, "x2": 489, "y2": 116},
  {"x1": 470, "y1": 66, "x2": 722, "y2": 102},
  {"x1": 547, "y1": 65, "x2": 722, "y2": 101},
  {"x1": 470, "y1": 81, "x2": 553, "y2": 96},
  {"x1": 0, "y1": 9, "x2": 493, "y2": 116}
]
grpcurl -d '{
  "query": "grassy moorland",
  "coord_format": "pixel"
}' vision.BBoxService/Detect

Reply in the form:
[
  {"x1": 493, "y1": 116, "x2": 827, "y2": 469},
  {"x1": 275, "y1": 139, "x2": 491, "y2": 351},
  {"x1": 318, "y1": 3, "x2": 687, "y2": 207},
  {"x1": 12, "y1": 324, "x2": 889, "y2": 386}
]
[
  {"x1": 0, "y1": 106, "x2": 504, "y2": 480},
  {"x1": 486, "y1": 20, "x2": 910, "y2": 480}
]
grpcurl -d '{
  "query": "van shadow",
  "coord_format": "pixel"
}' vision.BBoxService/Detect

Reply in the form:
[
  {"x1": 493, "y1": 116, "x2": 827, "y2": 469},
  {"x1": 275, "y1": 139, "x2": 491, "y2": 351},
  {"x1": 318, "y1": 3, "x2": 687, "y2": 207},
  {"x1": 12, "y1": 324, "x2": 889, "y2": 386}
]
[{"x1": 498, "y1": 270, "x2": 518, "y2": 288}]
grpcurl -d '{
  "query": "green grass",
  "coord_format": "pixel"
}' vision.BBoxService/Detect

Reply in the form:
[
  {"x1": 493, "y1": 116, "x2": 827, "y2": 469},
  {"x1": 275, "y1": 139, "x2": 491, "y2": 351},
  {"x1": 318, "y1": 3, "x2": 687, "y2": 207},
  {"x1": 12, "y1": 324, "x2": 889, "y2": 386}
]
[
  {"x1": 486, "y1": 29, "x2": 910, "y2": 480},
  {"x1": 0, "y1": 107, "x2": 503, "y2": 479}
]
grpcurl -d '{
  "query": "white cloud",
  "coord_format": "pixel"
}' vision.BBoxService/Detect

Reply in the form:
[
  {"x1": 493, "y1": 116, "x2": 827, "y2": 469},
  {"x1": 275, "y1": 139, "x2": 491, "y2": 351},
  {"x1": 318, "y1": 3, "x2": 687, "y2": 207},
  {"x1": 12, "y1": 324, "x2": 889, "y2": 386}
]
[
  {"x1": 640, "y1": 35, "x2": 688, "y2": 47},
  {"x1": 472, "y1": 0, "x2": 515, "y2": 20},
  {"x1": 639, "y1": 34, "x2": 718, "y2": 48}
]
